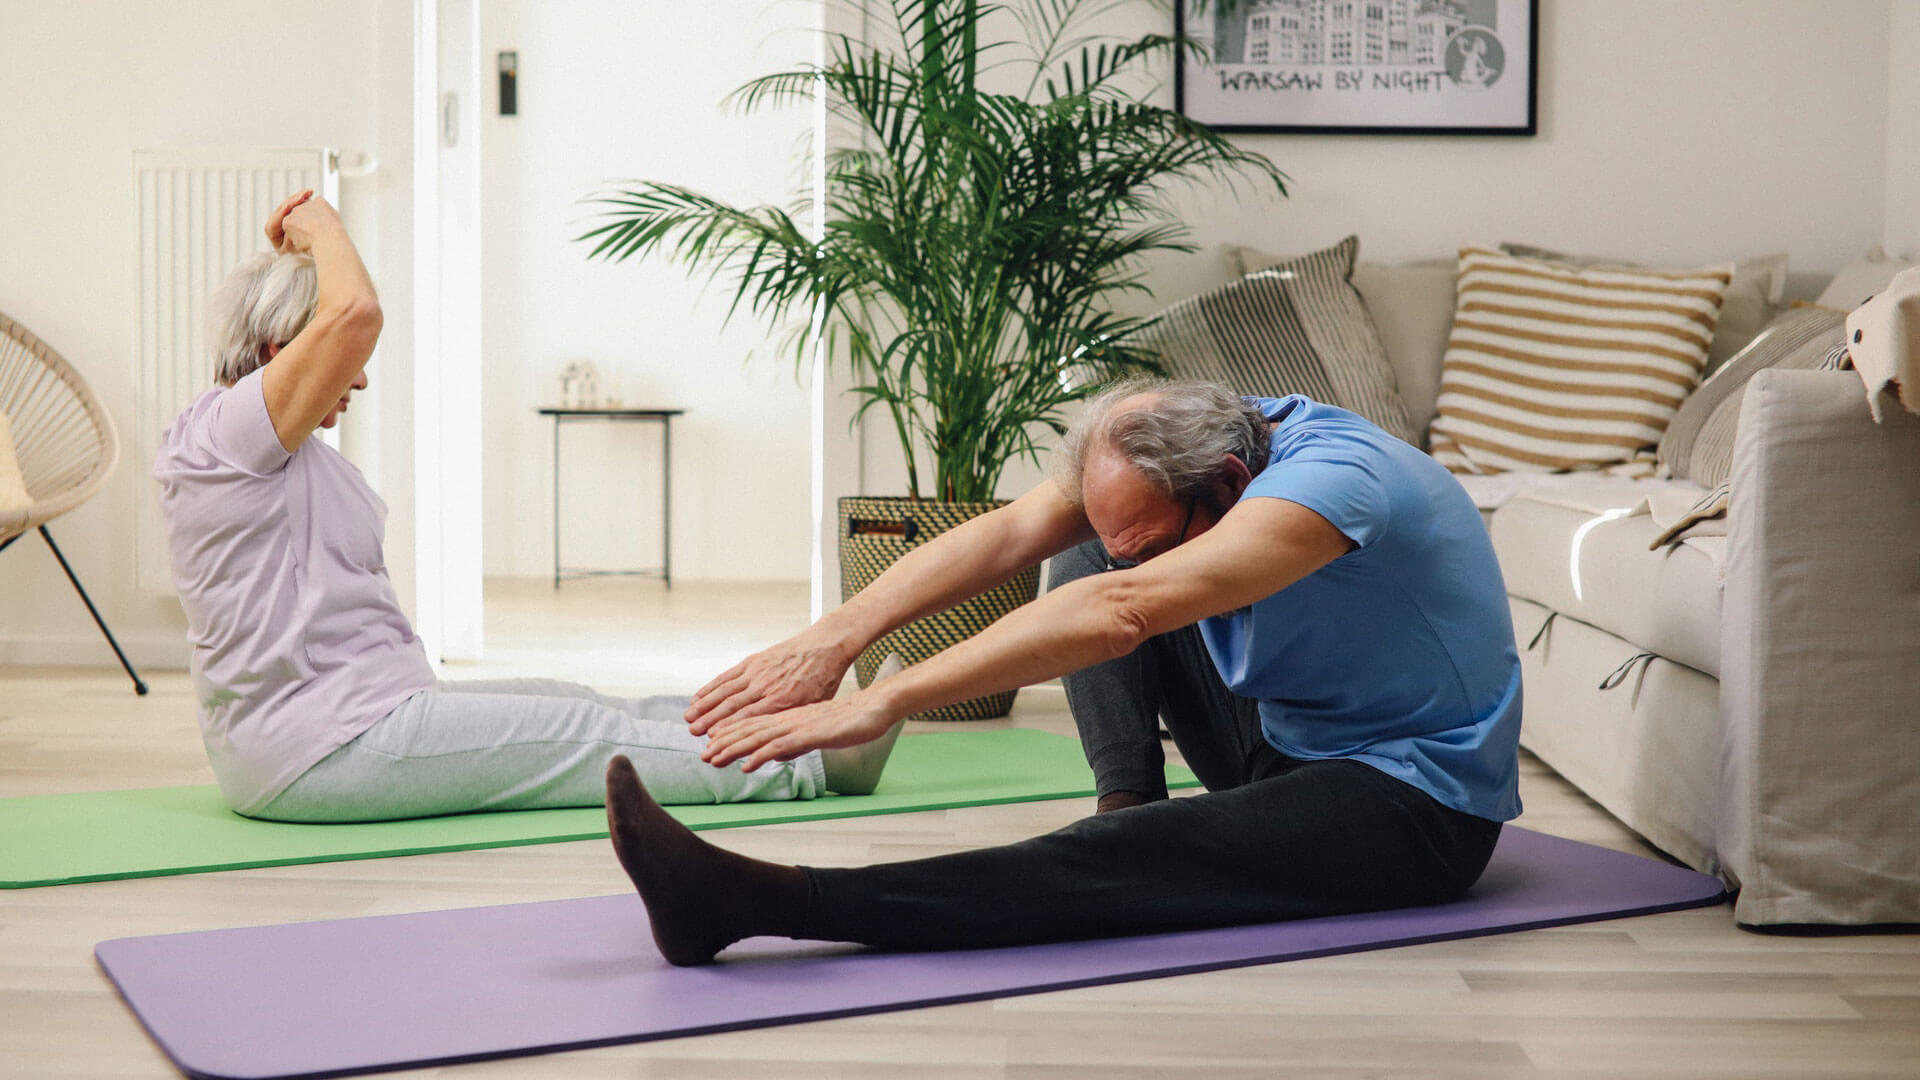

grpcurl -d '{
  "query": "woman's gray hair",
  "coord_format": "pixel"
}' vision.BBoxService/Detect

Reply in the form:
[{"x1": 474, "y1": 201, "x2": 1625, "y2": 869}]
[
  {"x1": 208, "y1": 251, "x2": 318, "y2": 387},
  {"x1": 1053, "y1": 377, "x2": 1271, "y2": 506}
]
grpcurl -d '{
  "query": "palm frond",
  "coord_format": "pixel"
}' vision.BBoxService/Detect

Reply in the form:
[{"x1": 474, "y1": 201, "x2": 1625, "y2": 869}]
[{"x1": 577, "y1": 0, "x2": 1287, "y2": 501}]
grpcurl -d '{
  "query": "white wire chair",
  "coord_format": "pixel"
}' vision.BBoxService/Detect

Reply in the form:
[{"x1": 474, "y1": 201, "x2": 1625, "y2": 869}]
[{"x1": 0, "y1": 311, "x2": 147, "y2": 693}]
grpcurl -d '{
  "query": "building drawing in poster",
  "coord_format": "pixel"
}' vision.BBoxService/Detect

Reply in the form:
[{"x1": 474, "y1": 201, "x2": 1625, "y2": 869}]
[
  {"x1": 1217, "y1": 0, "x2": 1506, "y2": 89},
  {"x1": 1177, "y1": 0, "x2": 1533, "y2": 134}
]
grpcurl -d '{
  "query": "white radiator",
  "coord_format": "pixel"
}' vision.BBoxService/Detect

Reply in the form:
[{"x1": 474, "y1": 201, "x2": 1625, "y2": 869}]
[{"x1": 133, "y1": 148, "x2": 339, "y2": 595}]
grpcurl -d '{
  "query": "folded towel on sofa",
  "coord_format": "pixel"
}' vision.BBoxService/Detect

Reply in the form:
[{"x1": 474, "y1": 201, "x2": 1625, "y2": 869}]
[{"x1": 1845, "y1": 266, "x2": 1920, "y2": 420}]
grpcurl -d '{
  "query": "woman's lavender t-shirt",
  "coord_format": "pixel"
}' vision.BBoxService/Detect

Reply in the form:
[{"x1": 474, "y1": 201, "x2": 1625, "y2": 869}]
[{"x1": 153, "y1": 370, "x2": 435, "y2": 814}]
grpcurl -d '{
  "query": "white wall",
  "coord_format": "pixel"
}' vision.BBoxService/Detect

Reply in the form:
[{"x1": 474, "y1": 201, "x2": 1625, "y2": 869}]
[
  {"x1": 479, "y1": 0, "x2": 820, "y2": 581},
  {"x1": 849, "y1": 0, "x2": 1904, "y2": 501},
  {"x1": 1886, "y1": 1, "x2": 1920, "y2": 259},
  {"x1": 0, "y1": 0, "x2": 416, "y2": 670}
]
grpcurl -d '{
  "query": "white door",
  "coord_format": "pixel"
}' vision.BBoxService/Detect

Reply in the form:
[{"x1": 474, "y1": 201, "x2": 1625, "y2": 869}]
[{"x1": 413, "y1": 0, "x2": 486, "y2": 662}]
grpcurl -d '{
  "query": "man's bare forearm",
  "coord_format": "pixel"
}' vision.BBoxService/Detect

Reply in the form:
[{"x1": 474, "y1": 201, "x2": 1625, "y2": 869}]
[
  {"x1": 856, "y1": 569, "x2": 1138, "y2": 719},
  {"x1": 856, "y1": 498, "x2": 1353, "y2": 723},
  {"x1": 815, "y1": 483, "x2": 1091, "y2": 659}
]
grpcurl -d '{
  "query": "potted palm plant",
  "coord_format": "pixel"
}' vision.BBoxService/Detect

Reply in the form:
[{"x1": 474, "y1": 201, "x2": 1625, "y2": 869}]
[{"x1": 580, "y1": 0, "x2": 1284, "y2": 718}]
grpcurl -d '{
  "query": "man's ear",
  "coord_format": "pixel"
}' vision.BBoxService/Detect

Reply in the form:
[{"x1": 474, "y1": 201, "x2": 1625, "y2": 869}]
[{"x1": 1213, "y1": 453, "x2": 1254, "y2": 511}]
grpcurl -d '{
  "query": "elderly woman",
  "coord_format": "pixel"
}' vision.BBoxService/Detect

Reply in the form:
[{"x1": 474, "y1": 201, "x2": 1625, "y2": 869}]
[{"x1": 154, "y1": 191, "x2": 896, "y2": 822}]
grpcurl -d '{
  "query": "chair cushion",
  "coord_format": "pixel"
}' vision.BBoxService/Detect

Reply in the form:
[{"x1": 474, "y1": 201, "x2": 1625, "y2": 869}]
[
  {"x1": 1491, "y1": 483, "x2": 1723, "y2": 678},
  {"x1": 1163, "y1": 236, "x2": 1417, "y2": 444},
  {"x1": 1427, "y1": 247, "x2": 1732, "y2": 475},
  {"x1": 0, "y1": 411, "x2": 33, "y2": 516}
]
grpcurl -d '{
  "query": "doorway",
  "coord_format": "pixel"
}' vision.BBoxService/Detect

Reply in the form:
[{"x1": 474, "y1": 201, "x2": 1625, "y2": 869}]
[{"x1": 414, "y1": 1, "x2": 838, "y2": 669}]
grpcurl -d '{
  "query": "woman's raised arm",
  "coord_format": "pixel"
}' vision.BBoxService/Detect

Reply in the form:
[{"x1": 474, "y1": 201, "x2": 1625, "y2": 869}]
[{"x1": 258, "y1": 191, "x2": 383, "y2": 452}]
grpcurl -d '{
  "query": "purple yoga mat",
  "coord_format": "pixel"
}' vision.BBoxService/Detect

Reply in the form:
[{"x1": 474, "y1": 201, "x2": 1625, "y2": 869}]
[{"x1": 97, "y1": 827, "x2": 1723, "y2": 1080}]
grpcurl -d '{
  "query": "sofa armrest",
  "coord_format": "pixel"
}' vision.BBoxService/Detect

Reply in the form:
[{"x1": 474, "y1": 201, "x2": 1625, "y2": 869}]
[{"x1": 1720, "y1": 370, "x2": 1920, "y2": 926}]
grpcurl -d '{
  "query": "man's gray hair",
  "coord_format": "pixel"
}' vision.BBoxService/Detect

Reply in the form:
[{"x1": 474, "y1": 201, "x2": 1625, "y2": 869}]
[
  {"x1": 208, "y1": 251, "x2": 318, "y2": 387},
  {"x1": 1053, "y1": 377, "x2": 1271, "y2": 506}
]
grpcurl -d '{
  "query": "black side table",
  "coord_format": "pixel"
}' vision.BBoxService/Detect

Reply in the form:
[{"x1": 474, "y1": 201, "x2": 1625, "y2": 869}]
[{"x1": 538, "y1": 407, "x2": 685, "y2": 588}]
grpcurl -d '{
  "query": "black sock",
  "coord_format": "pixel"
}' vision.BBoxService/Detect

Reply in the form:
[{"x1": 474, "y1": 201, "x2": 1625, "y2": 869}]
[{"x1": 604, "y1": 755, "x2": 809, "y2": 965}]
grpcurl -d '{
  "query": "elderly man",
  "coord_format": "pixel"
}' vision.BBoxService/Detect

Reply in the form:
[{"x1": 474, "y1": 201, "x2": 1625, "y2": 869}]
[{"x1": 607, "y1": 379, "x2": 1522, "y2": 965}]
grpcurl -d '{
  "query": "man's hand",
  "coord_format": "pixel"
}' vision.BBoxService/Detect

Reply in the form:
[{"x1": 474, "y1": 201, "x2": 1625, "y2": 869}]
[
  {"x1": 685, "y1": 629, "x2": 856, "y2": 734},
  {"x1": 700, "y1": 693, "x2": 899, "y2": 773}
]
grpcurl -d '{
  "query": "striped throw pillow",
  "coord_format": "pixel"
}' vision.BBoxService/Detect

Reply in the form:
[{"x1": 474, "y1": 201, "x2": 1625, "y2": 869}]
[
  {"x1": 1655, "y1": 305, "x2": 1847, "y2": 488},
  {"x1": 1135, "y1": 236, "x2": 1418, "y2": 445},
  {"x1": 1427, "y1": 247, "x2": 1732, "y2": 474}
]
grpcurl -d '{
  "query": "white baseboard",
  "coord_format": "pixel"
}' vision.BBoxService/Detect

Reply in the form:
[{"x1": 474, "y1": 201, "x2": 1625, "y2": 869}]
[{"x1": 0, "y1": 633, "x2": 189, "y2": 672}]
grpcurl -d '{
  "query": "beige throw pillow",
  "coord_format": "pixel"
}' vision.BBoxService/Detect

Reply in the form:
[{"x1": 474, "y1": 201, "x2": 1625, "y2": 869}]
[
  {"x1": 1814, "y1": 247, "x2": 1919, "y2": 312},
  {"x1": 1350, "y1": 259, "x2": 1457, "y2": 441},
  {"x1": 1427, "y1": 246, "x2": 1732, "y2": 475},
  {"x1": 0, "y1": 412, "x2": 34, "y2": 516}
]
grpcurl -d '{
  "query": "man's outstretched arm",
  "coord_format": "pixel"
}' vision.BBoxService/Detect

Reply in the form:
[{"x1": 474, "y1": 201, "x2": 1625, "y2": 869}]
[
  {"x1": 684, "y1": 480, "x2": 1096, "y2": 732},
  {"x1": 699, "y1": 496, "x2": 1355, "y2": 772}
]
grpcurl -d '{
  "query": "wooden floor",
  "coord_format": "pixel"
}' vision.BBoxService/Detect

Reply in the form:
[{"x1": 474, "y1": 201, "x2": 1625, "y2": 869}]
[{"x1": 3, "y1": 579, "x2": 1916, "y2": 1078}]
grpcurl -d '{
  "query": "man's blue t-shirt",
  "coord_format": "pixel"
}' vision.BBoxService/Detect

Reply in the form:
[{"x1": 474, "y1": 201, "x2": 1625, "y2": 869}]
[{"x1": 1197, "y1": 396, "x2": 1523, "y2": 822}]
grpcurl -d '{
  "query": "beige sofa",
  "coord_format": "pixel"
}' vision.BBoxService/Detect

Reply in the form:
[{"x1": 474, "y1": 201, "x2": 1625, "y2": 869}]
[{"x1": 1346, "y1": 253, "x2": 1920, "y2": 928}]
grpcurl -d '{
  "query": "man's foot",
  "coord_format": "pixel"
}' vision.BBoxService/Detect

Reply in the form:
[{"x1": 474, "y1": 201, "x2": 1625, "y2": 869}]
[
  {"x1": 820, "y1": 653, "x2": 908, "y2": 796},
  {"x1": 605, "y1": 755, "x2": 807, "y2": 965}
]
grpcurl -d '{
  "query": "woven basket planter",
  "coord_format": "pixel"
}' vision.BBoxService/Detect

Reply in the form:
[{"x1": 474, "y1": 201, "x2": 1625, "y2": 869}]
[{"x1": 839, "y1": 495, "x2": 1041, "y2": 721}]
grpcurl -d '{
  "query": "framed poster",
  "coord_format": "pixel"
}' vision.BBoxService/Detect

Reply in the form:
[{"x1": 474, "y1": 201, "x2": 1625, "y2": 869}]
[{"x1": 1175, "y1": 0, "x2": 1538, "y2": 135}]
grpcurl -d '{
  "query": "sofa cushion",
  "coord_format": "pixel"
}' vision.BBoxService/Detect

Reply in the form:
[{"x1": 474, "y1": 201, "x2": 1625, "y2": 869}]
[
  {"x1": 1491, "y1": 483, "x2": 1723, "y2": 677},
  {"x1": 1141, "y1": 236, "x2": 1419, "y2": 444},
  {"x1": 1813, "y1": 247, "x2": 1919, "y2": 311},
  {"x1": 1657, "y1": 305, "x2": 1847, "y2": 487},
  {"x1": 1500, "y1": 243, "x2": 1787, "y2": 378},
  {"x1": 1427, "y1": 247, "x2": 1732, "y2": 475}
]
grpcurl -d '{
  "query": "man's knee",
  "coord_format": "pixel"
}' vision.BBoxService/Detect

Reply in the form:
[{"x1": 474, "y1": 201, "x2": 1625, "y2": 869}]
[{"x1": 1044, "y1": 538, "x2": 1108, "y2": 594}]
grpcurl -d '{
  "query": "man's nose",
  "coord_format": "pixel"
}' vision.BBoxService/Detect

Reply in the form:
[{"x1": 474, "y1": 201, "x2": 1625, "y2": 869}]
[{"x1": 352, "y1": 371, "x2": 369, "y2": 391}]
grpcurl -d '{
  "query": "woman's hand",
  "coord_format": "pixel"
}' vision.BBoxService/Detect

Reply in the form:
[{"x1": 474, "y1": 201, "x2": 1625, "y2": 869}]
[
  {"x1": 265, "y1": 190, "x2": 314, "y2": 253},
  {"x1": 254, "y1": 190, "x2": 381, "y2": 453},
  {"x1": 684, "y1": 629, "x2": 858, "y2": 735},
  {"x1": 699, "y1": 693, "x2": 900, "y2": 773},
  {"x1": 268, "y1": 192, "x2": 344, "y2": 256}
]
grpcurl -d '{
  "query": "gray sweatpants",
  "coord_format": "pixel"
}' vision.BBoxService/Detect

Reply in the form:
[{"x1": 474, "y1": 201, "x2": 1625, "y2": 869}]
[{"x1": 256, "y1": 677, "x2": 825, "y2": 823}]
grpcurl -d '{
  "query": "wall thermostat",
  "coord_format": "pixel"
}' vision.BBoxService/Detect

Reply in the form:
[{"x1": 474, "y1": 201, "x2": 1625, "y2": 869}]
[{"x1": 499, "y1": 51, "x2": 518, "y2": 116}]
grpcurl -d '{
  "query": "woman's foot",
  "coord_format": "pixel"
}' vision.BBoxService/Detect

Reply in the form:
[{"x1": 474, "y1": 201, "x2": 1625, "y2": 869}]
[
  {"x1": 820, "y1": 653, "x2": 908, "y2": 796},
  {"x1": 605, "y1": 755, "x2": 807, "y2": 965}
]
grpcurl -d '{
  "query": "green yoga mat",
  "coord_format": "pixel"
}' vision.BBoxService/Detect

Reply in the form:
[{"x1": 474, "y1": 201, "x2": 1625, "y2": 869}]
[{"x1": 1, "y1": 729, "x2": 1196, "y2": 888}]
